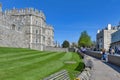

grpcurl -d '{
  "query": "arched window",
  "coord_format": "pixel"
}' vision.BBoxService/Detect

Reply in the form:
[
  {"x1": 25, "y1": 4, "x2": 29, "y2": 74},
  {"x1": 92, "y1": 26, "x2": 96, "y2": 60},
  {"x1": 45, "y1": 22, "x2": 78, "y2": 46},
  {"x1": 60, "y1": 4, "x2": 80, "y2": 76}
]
[{"x1": 11, "y1": 24, "x2": 16, "y2": 30}]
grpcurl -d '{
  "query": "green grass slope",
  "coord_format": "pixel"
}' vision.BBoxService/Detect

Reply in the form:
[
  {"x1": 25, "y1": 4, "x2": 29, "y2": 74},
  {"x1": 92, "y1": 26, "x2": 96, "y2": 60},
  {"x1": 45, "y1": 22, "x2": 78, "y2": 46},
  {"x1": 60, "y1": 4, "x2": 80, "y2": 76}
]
[{"x1": 0, "y1": 47, "x2": 84, "y2": 80}]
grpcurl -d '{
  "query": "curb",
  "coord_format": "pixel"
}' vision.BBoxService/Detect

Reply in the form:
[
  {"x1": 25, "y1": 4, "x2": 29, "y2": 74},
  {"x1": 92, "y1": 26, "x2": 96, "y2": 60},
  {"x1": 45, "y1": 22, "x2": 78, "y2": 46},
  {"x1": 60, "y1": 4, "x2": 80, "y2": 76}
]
[{"x1": 76, "y1": 55, "x2": 93, "y2": 80}]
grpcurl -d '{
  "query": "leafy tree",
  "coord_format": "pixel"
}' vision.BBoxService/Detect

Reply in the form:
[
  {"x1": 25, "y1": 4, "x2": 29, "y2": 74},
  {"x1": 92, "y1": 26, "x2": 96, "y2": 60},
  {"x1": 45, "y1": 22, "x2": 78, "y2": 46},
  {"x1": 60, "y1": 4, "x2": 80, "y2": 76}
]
[
  {"x1": 78, "y1": 31, "x2": 92, "y2": 47},
  {"x1": 62, "y1": 40, "x2": 70, "y2": 48}
]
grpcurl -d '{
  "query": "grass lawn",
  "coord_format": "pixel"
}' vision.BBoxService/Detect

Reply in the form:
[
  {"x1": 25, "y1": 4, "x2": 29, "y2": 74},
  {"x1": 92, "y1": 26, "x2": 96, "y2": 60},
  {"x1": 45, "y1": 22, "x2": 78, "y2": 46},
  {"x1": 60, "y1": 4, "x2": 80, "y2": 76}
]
[{"x1": 0, "y1": 47, "x2": 84, "y2": 80}]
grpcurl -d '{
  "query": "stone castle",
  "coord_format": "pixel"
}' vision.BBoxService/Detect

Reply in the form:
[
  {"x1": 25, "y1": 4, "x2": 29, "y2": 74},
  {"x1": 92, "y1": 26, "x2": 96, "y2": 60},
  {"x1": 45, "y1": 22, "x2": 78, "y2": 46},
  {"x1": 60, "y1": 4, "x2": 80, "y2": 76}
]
[{"x1": 0, "y1": 4, "x2": 54, "y2": 51}]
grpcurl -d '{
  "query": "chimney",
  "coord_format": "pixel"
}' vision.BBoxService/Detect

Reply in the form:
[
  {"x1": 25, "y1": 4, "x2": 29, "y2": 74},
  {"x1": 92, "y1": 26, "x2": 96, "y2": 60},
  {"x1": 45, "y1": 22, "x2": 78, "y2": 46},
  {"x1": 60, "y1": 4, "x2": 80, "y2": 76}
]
[
  {"x1": 97, "y1": 30, "x2": 100, "y2": 33},
  {"x1": 0, "y1": 3, "x2": 2, "y2": 12},
  {"x1": 107, "y1": 24, "x2": 111, "y2": 30}
]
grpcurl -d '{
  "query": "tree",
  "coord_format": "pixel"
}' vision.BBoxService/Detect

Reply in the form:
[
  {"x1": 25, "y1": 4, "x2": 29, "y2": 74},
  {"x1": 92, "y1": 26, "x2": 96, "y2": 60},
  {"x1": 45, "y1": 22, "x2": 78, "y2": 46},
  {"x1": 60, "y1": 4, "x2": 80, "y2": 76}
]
[
  {"x1": 62, "y1": 40, "x2": 70, "y2": 48},
  {"x1": 78, "y1": 31, "x2": 92, "y2": 47}
]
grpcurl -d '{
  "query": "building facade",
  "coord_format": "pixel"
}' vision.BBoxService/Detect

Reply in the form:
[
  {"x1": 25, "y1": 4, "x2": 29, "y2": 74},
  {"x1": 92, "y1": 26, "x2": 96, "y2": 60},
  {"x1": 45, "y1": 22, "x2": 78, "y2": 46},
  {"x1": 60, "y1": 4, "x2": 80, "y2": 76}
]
[
  {"x1": 111, "y1": 29, "x2": 120, "y2": 50},
  {"x1": 96, "y1": 24, "x2": 117, "y2": 51},
  {"x1": 0, "y1": 4, "x2": 54, "y2": 51}
]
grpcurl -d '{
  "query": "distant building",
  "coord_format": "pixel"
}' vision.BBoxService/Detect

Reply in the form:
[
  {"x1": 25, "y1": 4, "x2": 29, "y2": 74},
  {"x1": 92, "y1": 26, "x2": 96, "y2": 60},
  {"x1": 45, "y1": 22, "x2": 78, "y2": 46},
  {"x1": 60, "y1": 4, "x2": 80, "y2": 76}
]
[
  {"x1": 70, "y1": 42, "x2": 78, "y2": 48},
  {"x1": 96, "y1": 24, "x2": 118, "y2": 51},
  {"x1": 0, "y1": 3, "x2": 54, "y2": 51},
  {"x1": 111, "y1": 29, "x2": 120, "y2": 49}
]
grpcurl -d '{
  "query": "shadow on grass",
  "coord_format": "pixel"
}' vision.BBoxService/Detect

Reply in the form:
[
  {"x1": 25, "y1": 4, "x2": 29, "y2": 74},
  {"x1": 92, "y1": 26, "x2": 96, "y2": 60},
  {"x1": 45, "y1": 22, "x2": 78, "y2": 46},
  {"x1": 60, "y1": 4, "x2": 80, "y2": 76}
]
[{"x1": 75, "y1": 62, "x2": 85, "y2": 72}]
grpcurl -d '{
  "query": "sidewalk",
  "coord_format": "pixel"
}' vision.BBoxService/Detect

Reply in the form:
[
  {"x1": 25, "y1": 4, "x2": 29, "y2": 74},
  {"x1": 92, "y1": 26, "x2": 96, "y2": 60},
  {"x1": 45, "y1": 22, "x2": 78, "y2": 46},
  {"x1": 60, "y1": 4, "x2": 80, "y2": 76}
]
[{"x1": 89, "y1": 56, "x2": 120, "y2": 80}]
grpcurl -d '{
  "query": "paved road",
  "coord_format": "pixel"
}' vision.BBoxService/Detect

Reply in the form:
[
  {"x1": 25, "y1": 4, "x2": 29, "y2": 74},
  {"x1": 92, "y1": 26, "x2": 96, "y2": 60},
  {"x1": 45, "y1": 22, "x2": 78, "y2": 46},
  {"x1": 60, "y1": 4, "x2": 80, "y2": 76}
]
[{"x1": 89, "y1": 56, "x2": 120, "y2": 80}]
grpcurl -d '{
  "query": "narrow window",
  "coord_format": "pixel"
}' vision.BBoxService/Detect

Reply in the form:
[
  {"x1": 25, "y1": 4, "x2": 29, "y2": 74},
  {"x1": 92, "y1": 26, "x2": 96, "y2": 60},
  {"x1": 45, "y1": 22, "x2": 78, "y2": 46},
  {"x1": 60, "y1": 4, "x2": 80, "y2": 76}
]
[
  {"x1": 12, "y1": 24, "x2": 16, "y2": 30},
  {"x1": 36, "y1": 30, "x2": 39, "y2": 34},
  {"x1": 18, "y1": 27, "x2": 20, "y2": 31},
  {"x1": 36, "y1": 39, "x2": 39, "y2": 43},
  {"x1": 36, "y1": 21, "x2": 38, "y2": 25}
]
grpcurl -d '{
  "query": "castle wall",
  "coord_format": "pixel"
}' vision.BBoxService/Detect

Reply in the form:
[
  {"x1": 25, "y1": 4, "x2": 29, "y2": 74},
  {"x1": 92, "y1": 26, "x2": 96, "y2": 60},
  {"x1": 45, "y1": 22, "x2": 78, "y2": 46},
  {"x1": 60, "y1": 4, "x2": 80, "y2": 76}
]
[
  {"x1": 0, "y1": 5, "x2": 54, "y2": 51},
  {"x1": 0, "y1": 25, "x2": 28, "y2": 48},
  {"x1": 45, "y1": 26, "x2": 54, "y2": 47},
  {"x1": 44, "y1": 46, "x2": 68, "y2": 52}
]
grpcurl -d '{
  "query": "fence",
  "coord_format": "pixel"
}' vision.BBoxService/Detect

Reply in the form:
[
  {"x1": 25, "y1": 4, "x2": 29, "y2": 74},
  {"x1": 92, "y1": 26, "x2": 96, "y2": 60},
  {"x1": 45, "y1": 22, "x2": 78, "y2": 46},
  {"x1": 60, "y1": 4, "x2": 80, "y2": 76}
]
[{"x1": 85, "y1": 51, "x2": 120, "y2": 67}]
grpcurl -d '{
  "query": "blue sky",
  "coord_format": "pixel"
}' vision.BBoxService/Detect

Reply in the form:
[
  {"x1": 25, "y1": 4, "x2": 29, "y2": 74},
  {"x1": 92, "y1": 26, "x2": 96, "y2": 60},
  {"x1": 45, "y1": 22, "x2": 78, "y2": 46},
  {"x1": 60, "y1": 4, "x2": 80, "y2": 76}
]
[{"x1": 0, "y1": 0, "x2": 120, "y2": 44}]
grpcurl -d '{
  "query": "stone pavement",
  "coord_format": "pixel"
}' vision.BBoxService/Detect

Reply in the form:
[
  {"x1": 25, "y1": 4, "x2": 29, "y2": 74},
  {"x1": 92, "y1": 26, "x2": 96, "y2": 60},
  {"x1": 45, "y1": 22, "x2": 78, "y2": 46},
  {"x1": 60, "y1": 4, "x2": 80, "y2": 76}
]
[{"x1": 89, "y1": 56, "x2": 120, "y2": 80}]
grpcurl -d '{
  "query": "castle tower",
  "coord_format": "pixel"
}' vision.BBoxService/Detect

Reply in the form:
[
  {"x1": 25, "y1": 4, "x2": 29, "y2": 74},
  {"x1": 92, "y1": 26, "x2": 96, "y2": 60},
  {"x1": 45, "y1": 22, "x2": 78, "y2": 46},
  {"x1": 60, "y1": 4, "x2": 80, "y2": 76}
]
[{"x1": 0, "y1": 3, "x2": 2, "y2": 12}]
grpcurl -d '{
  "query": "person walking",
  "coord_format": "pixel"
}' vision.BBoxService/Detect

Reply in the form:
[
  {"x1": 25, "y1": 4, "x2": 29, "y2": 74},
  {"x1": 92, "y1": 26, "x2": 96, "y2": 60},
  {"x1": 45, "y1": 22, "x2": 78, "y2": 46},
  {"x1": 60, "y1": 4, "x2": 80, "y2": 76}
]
[
  {"x1": 111, "y1": 48, "x2": 115, "y2": 55},
  {"x1": 101, "y1": 49, "x2": 108, "y2": 62}
]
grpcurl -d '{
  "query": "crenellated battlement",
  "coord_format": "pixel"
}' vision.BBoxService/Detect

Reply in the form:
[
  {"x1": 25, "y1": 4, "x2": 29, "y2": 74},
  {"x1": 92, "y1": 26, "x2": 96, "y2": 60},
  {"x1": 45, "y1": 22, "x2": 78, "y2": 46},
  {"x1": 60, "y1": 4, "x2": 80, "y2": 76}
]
[
  {"x1": 0, "y1": 3, "x2": 54, "y2": 50},
  {"x1": 3, "y1": 8, "x2": 46, "y2": 20},
  {"x1": 46, "y1": 25, "x2": 54, "y2": 30}
]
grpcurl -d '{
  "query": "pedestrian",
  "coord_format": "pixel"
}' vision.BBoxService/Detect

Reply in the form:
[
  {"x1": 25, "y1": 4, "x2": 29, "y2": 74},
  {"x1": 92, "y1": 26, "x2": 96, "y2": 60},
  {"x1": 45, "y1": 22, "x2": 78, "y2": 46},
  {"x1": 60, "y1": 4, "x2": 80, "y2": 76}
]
[
  {"x1": 111, "y1": 48, "x2": 115, "y2": 55},
  {"x1": 101, "y1": 49, "x2": 108, "y2": 62},
  {"x1": 109, "y1": 47, "x2": 112, "y2": 54}
]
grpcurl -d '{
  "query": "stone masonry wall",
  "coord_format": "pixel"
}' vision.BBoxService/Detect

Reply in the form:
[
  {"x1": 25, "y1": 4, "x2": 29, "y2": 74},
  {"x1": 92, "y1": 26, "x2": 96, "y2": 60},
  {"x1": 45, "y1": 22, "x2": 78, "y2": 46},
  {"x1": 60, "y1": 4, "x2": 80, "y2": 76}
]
[
  {"x1": 0, "y1": 6, "x2": 54, "y2": 50},
  {"x1": 0, "y1": 25, "x2": 27, "y2": 48},
  {"x1": 44, "y1": 46, "x2": 68, "y2": 52}
]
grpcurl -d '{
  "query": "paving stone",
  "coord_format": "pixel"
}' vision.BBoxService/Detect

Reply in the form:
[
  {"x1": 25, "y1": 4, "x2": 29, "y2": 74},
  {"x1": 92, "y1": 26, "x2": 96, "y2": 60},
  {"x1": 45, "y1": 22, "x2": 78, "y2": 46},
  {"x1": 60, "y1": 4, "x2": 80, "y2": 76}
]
[{"x1": 89, "y1": 56, "x2": 120, "y2": 80}]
